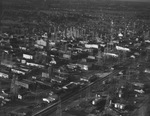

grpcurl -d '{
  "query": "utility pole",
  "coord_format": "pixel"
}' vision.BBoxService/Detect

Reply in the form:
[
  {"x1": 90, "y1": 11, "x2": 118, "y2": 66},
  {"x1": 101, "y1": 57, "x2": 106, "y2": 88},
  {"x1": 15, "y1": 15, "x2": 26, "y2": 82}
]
[
  {"x1": 86, "y1": 86, "x2": 91, "y2": 100},
  {"x1": 56, "y1": 97, "x2": 62, "y2": 116}
]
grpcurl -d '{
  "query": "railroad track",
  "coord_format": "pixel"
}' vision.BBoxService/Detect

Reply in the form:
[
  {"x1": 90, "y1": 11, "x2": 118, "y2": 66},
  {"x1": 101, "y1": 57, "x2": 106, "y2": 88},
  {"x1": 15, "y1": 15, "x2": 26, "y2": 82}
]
[
  {"x1": 32, "y1": 70, "x2": 120, "y2": 116},
  {"x1": 32, "y1": 59, "x2": 132, "y2": 116}
]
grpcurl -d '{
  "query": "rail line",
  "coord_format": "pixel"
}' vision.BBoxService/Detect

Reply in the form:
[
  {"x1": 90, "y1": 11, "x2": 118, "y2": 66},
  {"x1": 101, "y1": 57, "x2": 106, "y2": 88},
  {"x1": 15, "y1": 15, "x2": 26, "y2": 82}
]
[{"x1": 32, "y1": 70, "x2": 120, "y2": 116}]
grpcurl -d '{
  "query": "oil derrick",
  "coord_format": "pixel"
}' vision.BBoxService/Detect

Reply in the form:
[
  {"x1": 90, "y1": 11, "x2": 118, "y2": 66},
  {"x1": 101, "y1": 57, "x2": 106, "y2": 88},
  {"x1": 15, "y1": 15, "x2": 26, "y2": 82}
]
[
  {"x1": 116, "y1": 48, "x2": 125, "y2": 64},
  {"x1": 98, "y1": 46, "x2": 103, "y2": 65},
  {"x1": 47, "y1": 27, "x2": 51, "y2": 51},
  {"x1": 86, "y1": 86, "x2": 91, "y2": 100},
  {"x1": 107, "y1": 78, "x2": 117, "y2": 99},
  {"x1": 145, "y1": 48, "x2": 150, "y2": 62},
  {"x1": 51, "y1": 28, "x2": 55, "y2": 41},
  {"x1": 10, "y1": 75, "x2": 18, "y2": 96},
  {"x1": 122, "y1": 51, "x2": 126, "y2": 62},
  {"x1": 9, "y1": 54, "x2": 13, "y2": 62},
  {"x1": 65, "y1": 43, "x2": 68, "y2": 53},
  {"x1": 56, "y1": 26, "x2": 59, "y2": 42},
  {"x1": 1, "y1": 51, "x2": 5, "y2": 61},
  {"x1": 41, "y1": 54, "x2": 46, "y2": 64},
  {"x1": 109, "y1": 20, "x2": 115, "y2": 52},
  {"x1": 97, "y1": 49, "x2": 101, "y2": 65},
  {"x1": 126, "y1": 66, "x2": 131, "y2": 81},
  {"x1": 145, "y1": 51, "x2": 148, "y2": 62},
  {"x1": 42, "y1": 0, "x2": 48, "y2": 9},
  {"x1": 56, "y1": 98, "x2": 62, "y2": 116},
  {"x1": 124, "y1": 24, "x2": 127, "y2": 39},
  {"x1": 110, "y1": 20, "x2": 114, "y2": 42},
  {"x1": 105, "y1": 94, "x2": 110, "y2": 109},
  {"x1": 65, "y1": 28, "x2": 67, "y2": 38},
  {"x1": 2, "y1": 51, "x2": 8, "y2": 61},
  {"x1": 117, "y1": 51, "x2": 121, "y2": 64},
  {"x1": 48, "y1": 65, "x2": 53, "y2": 81},
  {"x1": 54, "y1": 26, "x2": 57, "y2": 42},
  {"x1": 35, "y1": 51, "x2": 42, "y2": 63},
  {"x1": 0, "y1": 78, "x2": 1, "y2": 92},
  {"x1": 49, "y1": 58, "x2": 56, "y2": 82},
  {"x1": 7, "y1": 53, "x2": 13, "y2": 62}
]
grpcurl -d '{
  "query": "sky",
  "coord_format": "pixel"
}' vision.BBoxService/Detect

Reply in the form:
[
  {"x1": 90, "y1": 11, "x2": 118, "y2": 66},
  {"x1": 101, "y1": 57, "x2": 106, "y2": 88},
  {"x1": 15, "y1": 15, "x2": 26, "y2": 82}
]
[{"x1": 115, "y1": 0, "x2": 150, "y2": 2}]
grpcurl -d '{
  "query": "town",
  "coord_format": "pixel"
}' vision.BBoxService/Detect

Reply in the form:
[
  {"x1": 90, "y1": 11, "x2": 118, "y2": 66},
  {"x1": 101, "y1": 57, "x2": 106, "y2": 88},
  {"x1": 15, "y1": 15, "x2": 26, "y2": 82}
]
[{"x1": 0, "y1": 0, "x2": 150, "y2": 116}]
